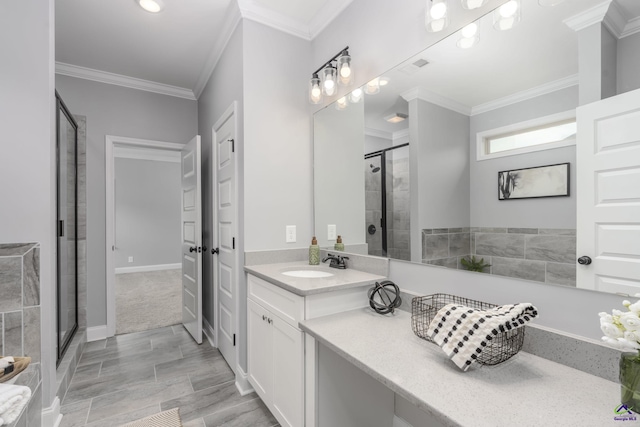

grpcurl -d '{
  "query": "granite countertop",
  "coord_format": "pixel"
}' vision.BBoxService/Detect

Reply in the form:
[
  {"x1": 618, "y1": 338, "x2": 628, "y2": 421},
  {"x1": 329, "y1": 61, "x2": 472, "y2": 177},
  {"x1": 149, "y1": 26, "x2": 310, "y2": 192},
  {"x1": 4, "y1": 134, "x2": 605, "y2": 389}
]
[
  {"x1": 244, "y1": 261, "x2": 386, "y2": 296},
  {"x1": 300, "y1": 308, "x2": 624, "y2": 427}
]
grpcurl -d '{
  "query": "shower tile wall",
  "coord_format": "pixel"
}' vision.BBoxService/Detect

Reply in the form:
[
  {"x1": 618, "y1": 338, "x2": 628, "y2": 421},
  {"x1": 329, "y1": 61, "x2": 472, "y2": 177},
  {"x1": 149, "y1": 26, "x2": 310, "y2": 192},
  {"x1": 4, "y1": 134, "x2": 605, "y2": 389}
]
[
  {"x1": 421, "y1": 227, "x2": 576, "y2": 286},
  {"x1": 76, "y1": 115, "x2": 87, "y2": 329},
  {"x1": 387, "y1": 156, "x2": 410, "y2": 261},
  {"x1": 0, "y1": 243, "x2": 41, "y2": 361},
  {"x1": 365, "y1": 158, "x2": 383, "y2": 257}
]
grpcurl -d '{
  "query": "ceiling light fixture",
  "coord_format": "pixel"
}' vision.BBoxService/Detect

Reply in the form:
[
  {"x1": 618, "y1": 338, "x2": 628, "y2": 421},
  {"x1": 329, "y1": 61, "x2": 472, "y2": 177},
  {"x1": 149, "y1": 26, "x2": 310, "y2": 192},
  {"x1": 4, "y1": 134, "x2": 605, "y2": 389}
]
[
  {"x1": 457, "y1": 21, "x2": 480, "y2": 49},
  {"x1": 349, "y1": 88, "x2": 363, "y2": 103},
  {"x1": 308, "y1": 47, "x2": 352, "y2": 104},
  {"x1": 493, "y1": 0, "x2": 521, "y2": 31},
  {"x1": 426, "y1": 0, "x2": 450, "y2": 33},
  {"x1": 461, "y1": 0, "x2": 487, "y2": 10},
  {"x1": 137, "y1": 0, "x2": 164, "y2": 13},
  {"x1": 385, "y1": 113, "x2": 408, "y2": 123}
]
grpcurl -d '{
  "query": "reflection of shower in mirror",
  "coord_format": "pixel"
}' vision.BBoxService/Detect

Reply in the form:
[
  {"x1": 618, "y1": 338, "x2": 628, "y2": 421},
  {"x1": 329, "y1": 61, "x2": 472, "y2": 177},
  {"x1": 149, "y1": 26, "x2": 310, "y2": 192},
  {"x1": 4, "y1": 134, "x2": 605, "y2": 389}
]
[{"x1": 369, "y1": 164, "x2": 380, "y2": 173}]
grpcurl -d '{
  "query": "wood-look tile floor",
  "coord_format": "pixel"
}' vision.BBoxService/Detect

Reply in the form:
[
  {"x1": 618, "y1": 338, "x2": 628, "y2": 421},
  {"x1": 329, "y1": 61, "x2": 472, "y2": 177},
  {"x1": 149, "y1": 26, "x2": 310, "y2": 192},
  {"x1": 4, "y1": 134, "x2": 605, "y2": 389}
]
[{"x1": 60, "y1": 325, "x2": 279, "y2": 427}]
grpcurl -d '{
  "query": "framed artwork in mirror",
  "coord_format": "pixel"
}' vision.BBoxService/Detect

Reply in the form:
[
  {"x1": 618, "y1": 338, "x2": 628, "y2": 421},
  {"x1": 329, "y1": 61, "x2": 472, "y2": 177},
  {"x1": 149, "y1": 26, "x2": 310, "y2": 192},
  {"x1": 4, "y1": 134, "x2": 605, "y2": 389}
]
[{"x1": 498, "y1": 163, "x2": 570, "y2": 200}]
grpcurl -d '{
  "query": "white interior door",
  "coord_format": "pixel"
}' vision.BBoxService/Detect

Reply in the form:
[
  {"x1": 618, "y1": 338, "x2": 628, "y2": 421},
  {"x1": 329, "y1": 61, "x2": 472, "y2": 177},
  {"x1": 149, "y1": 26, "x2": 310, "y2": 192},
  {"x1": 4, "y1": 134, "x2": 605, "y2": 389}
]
[
  {"x1": 181, "y1": 135, "x2": 203, "y2": 343},
  {"x1": 214, "y1": 113, "x2": 237, "y2": 368},
  {"x1": 576, "y1": 88, "x2": 640, "y2": 295}
]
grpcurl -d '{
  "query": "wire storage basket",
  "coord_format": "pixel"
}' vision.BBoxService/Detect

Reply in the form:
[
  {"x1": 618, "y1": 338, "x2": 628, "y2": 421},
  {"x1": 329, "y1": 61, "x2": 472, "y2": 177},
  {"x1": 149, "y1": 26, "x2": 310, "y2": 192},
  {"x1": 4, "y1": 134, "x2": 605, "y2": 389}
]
[{"x1": 411, "y1": 293, "x2": 525, "y2": 366}]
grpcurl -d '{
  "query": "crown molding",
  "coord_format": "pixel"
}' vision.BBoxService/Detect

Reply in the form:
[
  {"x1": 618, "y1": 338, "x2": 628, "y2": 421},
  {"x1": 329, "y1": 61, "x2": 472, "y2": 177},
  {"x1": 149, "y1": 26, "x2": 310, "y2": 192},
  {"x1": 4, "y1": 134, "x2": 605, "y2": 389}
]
[
  {"x1": 365, "y1": 127, "x2": 392, "y2": 140},
  {"x1": 603, "y1": 0, "x2": 626, "y2": 38},
  {"x1": 563, "y1": 0, "x2": 612, "y2": 32},
  {"x1": 393, "y1": 128, "x2": 410, "y2": 141},
  {"x1": 622, "y1": 16, "x2": 640, "y2": 38},
  {"x1": 308, "y1": 0, "x2": 354, "y2": 39},
  {"x1": 472, "y1": 74, "x2": 578, "y2": 116},
  {"x1": 55, "y1": 62, "x2": 196, "y2": 100},
  {"x1": 194, "y1": 1, "x2": 243, "y2": 98},
  {"x1": 237, "y1": 0, "x2": 353, "y2": 41},
  {"x1": 238, "y1": 0, "x2": 312, "y2": 40},
  {"x1": 114, "y1": 146, "x2": 181, "y2": 163},
  {"x1": 401, "y1": 87, "x2": 472, "y2": 116}
]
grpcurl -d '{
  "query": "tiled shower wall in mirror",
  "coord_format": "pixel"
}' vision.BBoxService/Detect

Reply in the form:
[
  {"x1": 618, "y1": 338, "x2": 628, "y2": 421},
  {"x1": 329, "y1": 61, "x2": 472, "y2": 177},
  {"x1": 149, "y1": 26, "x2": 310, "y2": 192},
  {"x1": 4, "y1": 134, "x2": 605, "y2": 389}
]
[{"x1": 422, "y1": 227, "x2": 576, "y2": 287}]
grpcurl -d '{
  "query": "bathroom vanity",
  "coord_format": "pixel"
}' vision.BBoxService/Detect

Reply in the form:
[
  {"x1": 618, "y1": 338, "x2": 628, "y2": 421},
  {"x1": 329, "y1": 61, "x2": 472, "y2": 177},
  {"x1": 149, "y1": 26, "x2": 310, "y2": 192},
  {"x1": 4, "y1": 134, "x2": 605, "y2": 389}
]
[{"x1": 245, "y1": 260, "x2": 387, "y2": 427}]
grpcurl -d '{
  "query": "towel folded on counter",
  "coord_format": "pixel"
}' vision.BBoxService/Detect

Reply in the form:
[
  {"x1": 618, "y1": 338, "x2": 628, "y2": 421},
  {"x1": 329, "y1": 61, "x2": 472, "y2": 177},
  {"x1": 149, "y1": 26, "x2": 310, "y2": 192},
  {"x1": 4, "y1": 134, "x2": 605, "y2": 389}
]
[
  {"x1": 427, "y1": 303, "x2": 538, "y2": 371},
  {"x1": 0, "y1": 383, "x2": 32, "y2": 425}
]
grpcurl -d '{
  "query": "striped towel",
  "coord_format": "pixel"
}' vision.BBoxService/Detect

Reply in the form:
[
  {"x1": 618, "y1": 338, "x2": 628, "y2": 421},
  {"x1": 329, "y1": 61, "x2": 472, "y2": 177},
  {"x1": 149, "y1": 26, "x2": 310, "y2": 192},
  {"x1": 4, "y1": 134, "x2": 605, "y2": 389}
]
[{"x1": 426, "y1": 303, "x2": 538, "y2": 371}]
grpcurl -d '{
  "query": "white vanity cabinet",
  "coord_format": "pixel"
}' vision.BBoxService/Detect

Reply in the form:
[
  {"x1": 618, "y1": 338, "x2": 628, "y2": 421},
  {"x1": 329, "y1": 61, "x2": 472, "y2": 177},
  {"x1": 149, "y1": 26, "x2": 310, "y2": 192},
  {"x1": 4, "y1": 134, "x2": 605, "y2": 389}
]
[{"x1": 247, "y1": 274, "x2": 304, "y2": 427}]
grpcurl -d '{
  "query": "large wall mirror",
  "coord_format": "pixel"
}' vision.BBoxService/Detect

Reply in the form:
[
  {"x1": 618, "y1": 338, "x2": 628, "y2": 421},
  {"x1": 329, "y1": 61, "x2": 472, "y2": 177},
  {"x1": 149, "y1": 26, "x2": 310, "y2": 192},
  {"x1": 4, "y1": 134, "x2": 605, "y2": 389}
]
[{"x1": 314, "y1": 0, "x2": 640, "y2": 294}]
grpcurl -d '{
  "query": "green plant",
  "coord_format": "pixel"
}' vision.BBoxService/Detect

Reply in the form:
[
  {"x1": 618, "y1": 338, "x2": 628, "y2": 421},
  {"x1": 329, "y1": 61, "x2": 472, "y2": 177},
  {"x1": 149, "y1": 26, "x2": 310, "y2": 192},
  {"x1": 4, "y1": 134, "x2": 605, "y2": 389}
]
[{"x1": 461, "y1": 256, "x2": 491, "y2": 272}]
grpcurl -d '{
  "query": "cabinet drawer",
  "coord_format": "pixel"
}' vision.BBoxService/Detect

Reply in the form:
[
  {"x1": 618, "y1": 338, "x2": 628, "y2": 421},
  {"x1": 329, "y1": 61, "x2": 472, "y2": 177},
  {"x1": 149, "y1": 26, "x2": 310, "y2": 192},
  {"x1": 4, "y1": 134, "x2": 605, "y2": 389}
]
[{"x1": 248, "y1": 274, "x2": 304, "y2": 327}]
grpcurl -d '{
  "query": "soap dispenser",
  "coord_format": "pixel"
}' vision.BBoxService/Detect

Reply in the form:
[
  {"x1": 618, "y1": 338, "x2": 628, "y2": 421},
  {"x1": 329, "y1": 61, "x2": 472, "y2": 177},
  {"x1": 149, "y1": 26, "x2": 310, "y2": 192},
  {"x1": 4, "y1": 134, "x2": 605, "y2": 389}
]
[
  {"x1": 334, "y1": 235, "x2": 344, "y2": 251},
  {"x1": 309, "y1": 236, "x2": 320, "y2": 265}
]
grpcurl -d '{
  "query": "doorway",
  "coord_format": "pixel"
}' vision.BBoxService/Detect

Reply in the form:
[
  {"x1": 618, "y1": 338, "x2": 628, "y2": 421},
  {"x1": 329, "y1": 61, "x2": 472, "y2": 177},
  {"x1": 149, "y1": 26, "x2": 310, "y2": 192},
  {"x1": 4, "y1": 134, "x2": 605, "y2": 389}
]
[
  {"x1": 105, "y1": 136, "x2": 187, "y2": 337},
  {"x1": 364, "y1": 143, "x2": 411, "y2": 260}
]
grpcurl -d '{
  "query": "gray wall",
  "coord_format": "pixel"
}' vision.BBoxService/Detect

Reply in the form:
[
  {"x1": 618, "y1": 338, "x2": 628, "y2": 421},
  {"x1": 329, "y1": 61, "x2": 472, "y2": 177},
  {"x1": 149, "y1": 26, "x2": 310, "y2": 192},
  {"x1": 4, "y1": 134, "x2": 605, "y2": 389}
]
[
  {"x1": 55, "y1": 75, "x2": 198, "y2": 328},
  {"x1": 197, "y1": 21, "x2": 244, "y2": 345},
  {"x1": 0, "y1": 0, "x2": 57, "y2": 409},
  {"x1": 314, "y1": 100, "x2": 365, "y2": 248},
  {"x1": 618, "y1": 31, "x2": 640, "y2": 95},
  {"x1": 469, "y1": 86, "x2": 578, "y2": 228},
  {"x1": 114, "y1": 158, "x2": 181, "y2": 269}
]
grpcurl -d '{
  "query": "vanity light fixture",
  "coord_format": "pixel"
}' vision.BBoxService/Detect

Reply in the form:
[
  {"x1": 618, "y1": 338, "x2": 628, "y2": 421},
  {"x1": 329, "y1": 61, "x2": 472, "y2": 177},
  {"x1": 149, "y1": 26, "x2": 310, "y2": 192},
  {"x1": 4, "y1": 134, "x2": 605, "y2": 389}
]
[
  {"x1": 493, "y1": 0, "x2": 521, "y2": 31},
  {"x1": 335, "y1": 96, "x2": 349, "y2": 110},
  {"x1": 308, "y1": 47, "x2": 352, "y2": 103},
  {"x1": 461, "y1": 0, "x2": 487, "y2": 10},
  {"x1": 426, "y1": 0, "x2": 450, "y2": 33},
  {"x1": 137, "y1": 0, "x2": 164, "y2": 13},
  {"x1": 349, "y1": 87, "x2": 363, "y2": 103},
  {"x1": 365, "y1": 77, "x2": 380, "y2": 95},
  {"x1": 385, "y1": 113, "x2": 408, "y2": 123},
  {"x1": 457, "y1": 21, "x2": 480, "y2": 49}
]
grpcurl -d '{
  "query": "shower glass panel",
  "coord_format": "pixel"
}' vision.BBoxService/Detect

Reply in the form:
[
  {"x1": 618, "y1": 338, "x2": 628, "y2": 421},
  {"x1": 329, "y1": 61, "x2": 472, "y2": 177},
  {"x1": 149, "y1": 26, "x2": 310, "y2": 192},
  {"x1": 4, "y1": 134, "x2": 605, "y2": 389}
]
[
  {"x1": 364, "y1": 143, "x2": 410, "y2": 260},
  {"x1": 56, "y1": 92, "x2": 78, "y2": 364}
]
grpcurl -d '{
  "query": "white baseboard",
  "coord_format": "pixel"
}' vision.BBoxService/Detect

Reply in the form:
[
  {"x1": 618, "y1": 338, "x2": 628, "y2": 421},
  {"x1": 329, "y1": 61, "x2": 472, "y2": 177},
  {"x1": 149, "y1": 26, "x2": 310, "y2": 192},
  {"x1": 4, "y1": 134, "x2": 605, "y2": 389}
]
[
  {"x1": 203, "y1": 318, "x2": 216, "y2": 348},
  {"x1": 115, "y1": 263, "x2": 181, "y2": 274},
  {"x1": 393, "y1": 415, "x2": 413, "y2": 427},
  {"x1": 42, "y1": 397, "x2": 63, "y2": 427},
  {"x1": 235, "y1": 366, "x2": 254, "y2": 396},
  {"x1": 87, "y1": 325, "x2": 108, "y2": 342}
]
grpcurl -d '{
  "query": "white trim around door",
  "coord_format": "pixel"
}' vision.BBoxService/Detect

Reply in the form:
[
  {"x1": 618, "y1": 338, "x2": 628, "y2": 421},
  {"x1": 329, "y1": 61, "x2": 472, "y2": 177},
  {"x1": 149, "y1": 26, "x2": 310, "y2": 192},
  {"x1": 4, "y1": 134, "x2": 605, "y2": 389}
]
[{"x1": 105, "y1": 135, "x2": 185, "y2": 337}]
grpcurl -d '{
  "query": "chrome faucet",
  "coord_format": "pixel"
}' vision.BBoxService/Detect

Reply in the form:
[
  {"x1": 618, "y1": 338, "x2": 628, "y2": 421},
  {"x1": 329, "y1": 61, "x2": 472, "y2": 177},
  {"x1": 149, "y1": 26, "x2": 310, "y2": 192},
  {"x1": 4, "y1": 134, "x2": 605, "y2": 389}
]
[{"x1": 322, "y1": 253, "x2": 349, "y2": 269}]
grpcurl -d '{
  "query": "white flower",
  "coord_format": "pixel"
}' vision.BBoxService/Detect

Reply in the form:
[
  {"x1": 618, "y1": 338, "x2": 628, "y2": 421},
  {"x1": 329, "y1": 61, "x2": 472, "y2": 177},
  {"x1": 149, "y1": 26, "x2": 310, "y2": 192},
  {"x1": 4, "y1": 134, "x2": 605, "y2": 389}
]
[
  {"x1": 599, "y1": 312, "x2": 614, "y2": 322},
  {"x1": 619, "y1": 312, "x2": 640, "y2": 332},
  {"x1": 617, "y1": 338, "x2": 640, "y2": 351},
  {"x1": 624, "y1": 300, "x2": 632, "y2": 307},
  {"x1": 601, "y1": 317, "x2": 624, "y2": 338},
  {"x1": 629, "y1": 300, "x2": 640, "y2": 314},
  {"x1": 624, "y1": 331, "x2": 640, "y2": 345}
]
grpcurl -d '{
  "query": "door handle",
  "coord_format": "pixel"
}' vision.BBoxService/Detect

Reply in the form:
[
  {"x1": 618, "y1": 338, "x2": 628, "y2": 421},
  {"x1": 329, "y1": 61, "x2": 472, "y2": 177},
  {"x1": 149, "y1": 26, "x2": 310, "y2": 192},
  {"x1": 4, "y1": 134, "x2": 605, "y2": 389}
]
[
  {"x1": 189, "y1": 246, "x2": 197, "y2": 253},
  {"x1": 202, "y1": 245, "x2": 207, "y2": 252},
  {"x1": 577, "y1": 256, "x2": 592, "y2": 265},
  {"x1": 211, "y1": 248, "x2": 219, "y2": 255}
]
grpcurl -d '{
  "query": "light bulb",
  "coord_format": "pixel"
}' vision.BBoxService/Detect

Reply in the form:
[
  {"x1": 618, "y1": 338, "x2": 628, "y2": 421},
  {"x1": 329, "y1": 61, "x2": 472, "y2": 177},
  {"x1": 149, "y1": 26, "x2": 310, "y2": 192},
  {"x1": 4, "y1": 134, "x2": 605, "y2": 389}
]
[
  {"x1": 311, "y1": 86, "x2": 321, "y2": 99},
  {"x1": 430, "y1": 2, "x2": 447, "y2": 19},
  {"x1": 379, "y1": 77, "x2": 390, "y2": 86},
  {"x1": 349, "y1": 88, "x2": 363, "y2": 103},
  {"x1": 324, "y1": 79, "x2": 335, "y2": 91},
  {"x1": 340, "y1": 63, "x2": 351, "y2": 79},
  {"x1": 461, "y1": 23, "x2": 478, "y2": 38},
  {"x1": 336, "y1": 97, "x2": 348, "y2": 110},
  {"x1": 138, "y1": 0, "x2": 164, "y2": 13},
  {"x1": 462, "y1": 0, "x2": 485, "y2": 9},
  {"x1": 500, "y1": 0, "x2": 518, "y2": 18}
]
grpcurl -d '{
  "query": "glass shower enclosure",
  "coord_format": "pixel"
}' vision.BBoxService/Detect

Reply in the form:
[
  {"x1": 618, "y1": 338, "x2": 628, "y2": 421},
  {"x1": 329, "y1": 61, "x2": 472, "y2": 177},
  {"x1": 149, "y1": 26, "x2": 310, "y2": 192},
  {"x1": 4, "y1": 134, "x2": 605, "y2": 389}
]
[
  {"x1": 364, "y1": 143, "x2": 410, "y2": 260},
  {"x1": 56, "y1": 91, "x2": 78, "y2": 363}
]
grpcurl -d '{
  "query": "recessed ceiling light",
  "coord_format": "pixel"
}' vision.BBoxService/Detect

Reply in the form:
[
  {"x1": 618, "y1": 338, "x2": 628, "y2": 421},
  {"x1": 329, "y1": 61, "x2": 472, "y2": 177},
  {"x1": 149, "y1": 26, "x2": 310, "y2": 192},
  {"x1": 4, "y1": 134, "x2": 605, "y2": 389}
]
[
  {"x1": 385, "y1": 113, "x2": 408, "y2": 124},
  {"x1": 137, "y1": 0, "x2": 164, "y2": 13}
]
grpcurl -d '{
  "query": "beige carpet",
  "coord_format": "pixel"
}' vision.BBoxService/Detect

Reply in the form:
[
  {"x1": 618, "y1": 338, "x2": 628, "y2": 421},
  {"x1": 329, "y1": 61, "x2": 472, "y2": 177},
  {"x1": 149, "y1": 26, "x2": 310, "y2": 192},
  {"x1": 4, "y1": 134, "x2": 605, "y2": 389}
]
[
  {"x1": 120, "y1": 407, "x2": 182, "y2": 427},
  {"x1": 116, "y1": 269, "x2": 182, "y2": 335}
]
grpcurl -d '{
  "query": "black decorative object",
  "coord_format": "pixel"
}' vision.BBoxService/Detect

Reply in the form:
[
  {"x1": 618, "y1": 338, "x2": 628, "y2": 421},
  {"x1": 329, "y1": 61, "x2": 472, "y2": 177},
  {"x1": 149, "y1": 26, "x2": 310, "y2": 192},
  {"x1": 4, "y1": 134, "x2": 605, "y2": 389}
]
[
  {"x1": 412, "y1": 294, "x2": 524, "y2": 365},
  {"x1": 368, "y1": 281, "x2": 402, "y2": 315},
  {"x1": 498, "y1": 162, "x2": 569, "y2": 200}
]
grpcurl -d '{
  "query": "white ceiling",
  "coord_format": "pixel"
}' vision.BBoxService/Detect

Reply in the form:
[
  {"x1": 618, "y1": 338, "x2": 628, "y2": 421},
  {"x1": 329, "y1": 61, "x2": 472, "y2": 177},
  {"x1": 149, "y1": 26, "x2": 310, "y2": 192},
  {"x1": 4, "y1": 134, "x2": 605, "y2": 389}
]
[
  {"x1": 55, "y1": 0, "x2": 351, "y2": 99},
  {"x1": 364, "y1": 0, "x2": 640, "y2": 134}
]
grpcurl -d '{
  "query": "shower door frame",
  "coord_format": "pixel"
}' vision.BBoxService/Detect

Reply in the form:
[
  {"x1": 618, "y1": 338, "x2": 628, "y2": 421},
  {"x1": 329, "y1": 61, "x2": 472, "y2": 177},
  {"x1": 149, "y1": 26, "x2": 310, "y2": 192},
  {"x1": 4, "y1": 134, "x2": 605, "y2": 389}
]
[
  {"x1": 55, "y1": 91, "x2": 79, "y2": 364},
  {"x1": 364, "y1": 142, "x2": 409, "y2": 256}
]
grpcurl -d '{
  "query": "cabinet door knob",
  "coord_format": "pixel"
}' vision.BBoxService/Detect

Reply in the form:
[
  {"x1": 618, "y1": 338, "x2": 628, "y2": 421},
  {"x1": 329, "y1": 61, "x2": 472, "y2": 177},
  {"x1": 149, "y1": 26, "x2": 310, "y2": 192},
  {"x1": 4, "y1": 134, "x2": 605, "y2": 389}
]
[
  {"x1": 577, "y1": 256, "x2": 592, "y2": 265},
  {"x1": 262, "y1": 315, "x2": 266, "y2": 321}
]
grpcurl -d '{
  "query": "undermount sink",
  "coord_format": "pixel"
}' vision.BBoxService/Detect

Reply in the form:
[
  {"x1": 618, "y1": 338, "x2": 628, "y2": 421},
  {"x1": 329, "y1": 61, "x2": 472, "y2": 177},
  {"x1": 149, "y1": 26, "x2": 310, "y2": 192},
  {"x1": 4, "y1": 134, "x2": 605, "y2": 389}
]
[{"x1": 281, "y1": 270, "x2": 334, "y2": 278}]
